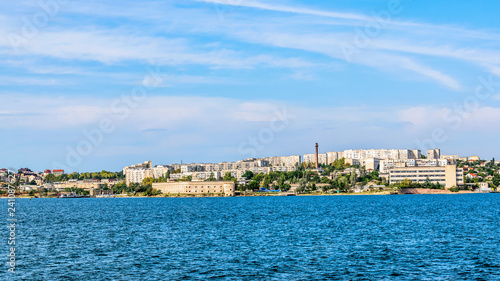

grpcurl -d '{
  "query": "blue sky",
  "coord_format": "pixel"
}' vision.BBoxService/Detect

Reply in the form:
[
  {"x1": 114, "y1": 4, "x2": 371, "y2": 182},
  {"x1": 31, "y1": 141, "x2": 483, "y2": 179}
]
[{"x1": 1, "y1": 0, "x2": 500, "y2": 172}]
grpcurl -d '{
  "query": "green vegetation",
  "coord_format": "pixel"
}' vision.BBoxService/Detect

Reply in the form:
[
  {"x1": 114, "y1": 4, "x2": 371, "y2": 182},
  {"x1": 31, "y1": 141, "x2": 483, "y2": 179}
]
[
  {"x1": 391, "y1": 178, "x2": 444, "y2": 190},
  {"x1": 63, "y1": 187, "x2": 90, "y2": 195},
  {"x1": 44, "y1": 170, "x2": 125, "y2": 183},
  {"x1": 236, "y1": 161, "x2": 377, "y2": 194}
]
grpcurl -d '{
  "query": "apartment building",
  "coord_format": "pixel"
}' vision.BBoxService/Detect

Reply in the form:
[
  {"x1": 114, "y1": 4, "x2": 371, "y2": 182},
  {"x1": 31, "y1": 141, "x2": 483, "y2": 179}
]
[
  {"x1": 152, "y1": 165, "x2": 172, "y2": 178},
  {"x1": 360, "y1": 158, "x2": 381, "y2": 170},
  {"x1": 342, "y1": 149, "x2": 421, "y2": 160},
  {"x1": 125, "y1": 168, "x2": 153, "y2": 185},
  {"x1": 265, "y1": 155, "x2": 301, "y2": 167},
  {"x1": 326, "y1": 151, "x2": 343, "y2": 164},
  {"x1": 389, "y1": 165, "x2": 464, "y2": 189},
  {"x1": 427, "y1": 149, "x2": 441, "y2": 160},
  {"x1": 303, "y1": 153, "x2": 327, "y2": 165}
]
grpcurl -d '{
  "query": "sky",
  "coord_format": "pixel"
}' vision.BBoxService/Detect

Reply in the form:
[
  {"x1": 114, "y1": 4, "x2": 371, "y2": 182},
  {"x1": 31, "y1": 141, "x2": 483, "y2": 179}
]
[{"x1": 1, "y1": 0, "x2": 500, "y2": 172}]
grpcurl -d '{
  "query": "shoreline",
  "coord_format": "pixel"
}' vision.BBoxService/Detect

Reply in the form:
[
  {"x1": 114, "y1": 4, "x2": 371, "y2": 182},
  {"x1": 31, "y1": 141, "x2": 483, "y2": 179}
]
[{"x1": 2, "y1": 190, "x2": 495, "y2": 199}]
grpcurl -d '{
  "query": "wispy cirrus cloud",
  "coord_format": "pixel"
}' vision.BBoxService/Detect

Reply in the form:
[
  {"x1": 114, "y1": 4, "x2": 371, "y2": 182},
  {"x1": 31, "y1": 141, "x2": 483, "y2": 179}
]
[{"x1": 193, "y1": 0, "x2": 500, "y2": 90}]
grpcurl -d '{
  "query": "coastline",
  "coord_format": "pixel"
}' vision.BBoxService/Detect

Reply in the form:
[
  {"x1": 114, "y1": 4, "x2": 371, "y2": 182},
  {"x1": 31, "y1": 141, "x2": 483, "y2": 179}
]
[{"x1": 2, "y1": 190, "x2": 494, "y2": 199}]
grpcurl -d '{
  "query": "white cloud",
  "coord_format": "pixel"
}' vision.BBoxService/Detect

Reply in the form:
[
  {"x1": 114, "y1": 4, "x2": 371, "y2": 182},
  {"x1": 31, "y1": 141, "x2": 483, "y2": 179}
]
[
  {"x1": 0, "y1": 76, "x2": 68, "y2": 86},
  {"x1": 399, "y1": 105, "x2": 500, "y2": 132},
  {"x1": 0, "y1": 94, "x2": 390, "y2": 130},
  {"x1": 0, "y1": 28, "x2": 316, "y2": 70}
]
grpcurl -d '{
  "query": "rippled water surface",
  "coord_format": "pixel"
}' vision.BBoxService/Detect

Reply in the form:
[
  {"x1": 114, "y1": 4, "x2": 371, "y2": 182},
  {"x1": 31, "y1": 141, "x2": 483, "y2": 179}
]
[{"x1": 1, "y1": 194, "x2": 500, "y2": 280}]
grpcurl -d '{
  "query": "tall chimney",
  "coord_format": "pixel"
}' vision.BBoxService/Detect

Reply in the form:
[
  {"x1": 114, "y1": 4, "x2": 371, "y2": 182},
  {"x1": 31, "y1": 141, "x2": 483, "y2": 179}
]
[{"x1": 315, "y1": 143, "x2": 319, "y2": 169}]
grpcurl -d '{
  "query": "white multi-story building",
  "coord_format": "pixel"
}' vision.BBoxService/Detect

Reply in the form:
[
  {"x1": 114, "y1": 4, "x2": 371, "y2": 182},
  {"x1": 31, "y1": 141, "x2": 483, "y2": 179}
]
[
  {"x1": 441, "y1": 155, "x2": 459, "y2": 160},
  {"x1": 427, "y1": 149, "x2": 441, "y2": 160},
  {"x1": 125, "y1": 168, "x2": 153, "y2": 185},
  {"x1": 341, "y1": 149, "x2": 420, "y2": 161},
  {"x1": 326, "y1": 151, "x2": 345, "y2": 164},
  {"x1": 192, "y1": 171, "x2": 220, "y2": 181},
  {"x1": 389, "y1": 165, "x2": 464, "y2": 189},
  {"x1": 303, "y1": 153, "x2": 327, "y2": 165},
  {"x1": 416, "y1": 158, "x2": 453, "y2": 167},
  {"x1": 265, "y1": 155, "x2": 301, "y2": 167},
  {"x1": 360, "y1": 158, "x2": 381, "y2": 171},
  {"x1": 152, "y1": 165, "x2": 172, "y2": 178}
]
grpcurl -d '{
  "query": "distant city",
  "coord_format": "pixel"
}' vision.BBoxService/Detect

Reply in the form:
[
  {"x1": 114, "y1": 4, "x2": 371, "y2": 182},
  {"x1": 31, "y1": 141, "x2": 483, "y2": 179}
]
[{"x1": 2, "y1": 144, "x2": 499, "y2": 197}]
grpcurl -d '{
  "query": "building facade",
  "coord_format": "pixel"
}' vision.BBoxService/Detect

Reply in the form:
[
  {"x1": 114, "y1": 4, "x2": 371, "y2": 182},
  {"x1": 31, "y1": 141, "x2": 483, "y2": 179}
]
[
  {"x1": 152, "y1": 181, "x2": 236, "y2": 196},
  {"x1": 427, "y1": 149, "x2": 441, "y2": 160},
  {"x1": 303, "y1": 153, "x2": 327, "y2": 165},
  {"x1": 389, "y1": 165, "x2": 464, "y2": 189}
]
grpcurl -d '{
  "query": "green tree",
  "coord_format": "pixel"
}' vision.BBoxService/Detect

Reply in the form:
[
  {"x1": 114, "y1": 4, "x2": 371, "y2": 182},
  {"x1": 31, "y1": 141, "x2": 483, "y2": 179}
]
[
  {"x1": 247, "y1": 180, "x2": 260, "y2": 190},
  {"x1": 435, "y1": 182, "x2": 443, "y2": 190},
  {"x1": 44, "y1": 174, "x2": 56, "y2": 182},
  {"x1": 223, "y1": 172, "x2": 233, "y2": 181},
  {"x1": 298, "y1": 178, "x2": 307, "y2": 192},
  {"x1": 399, "y1": 178, "x2": 413, "y2": 189},
  {"x1": 253, "y1": 173, "x2": 264, "y2": 183},
  {"x1": 262, "y1": 174, "x2": 271, "y2": 188},
  {"x1": 142, "y1": 177, "x2": 155, "y2": 188},
  {"x1": 349, "y1": 171, "x2": 357, "y2": 186},
  {"x1": 278, "y1": 174, "x2": 285, "y2": 187},
  {"x1": 112, "y1": 181, "x2": 127, "y2": 194},
  {"x1": 424, "y1": 177, "x2": 432, "y2": 189},
  {"x1": 281, "y1": 183, "x2": 291, "y2": 192},
  {"x1": 144, "y1": 187, "x2": 161, "y2": 196},
  {"x1": 242, "y1": 171, "x2": 254, "y2": 180}
]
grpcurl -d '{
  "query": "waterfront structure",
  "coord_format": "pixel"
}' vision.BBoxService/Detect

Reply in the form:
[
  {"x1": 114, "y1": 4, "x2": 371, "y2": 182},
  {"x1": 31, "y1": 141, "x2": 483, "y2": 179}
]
[
  {"x1": 389, "y1": 165, "x2": 464, "y2": 189},
  {"x1": 90, "y1": 188, "x2": 114, "y2": 197},
  {"x1": 152, "y1": 181, "x2": 235, "y2": 196},
  {"x1": 52, "y1": 179, "x2": 117, "y2": 190}
]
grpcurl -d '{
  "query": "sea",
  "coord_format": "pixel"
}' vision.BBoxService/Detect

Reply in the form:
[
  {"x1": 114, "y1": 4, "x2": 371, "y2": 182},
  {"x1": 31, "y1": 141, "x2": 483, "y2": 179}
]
[{"x1": 1, "y1": 194, "x2": 499, "y2": 280}]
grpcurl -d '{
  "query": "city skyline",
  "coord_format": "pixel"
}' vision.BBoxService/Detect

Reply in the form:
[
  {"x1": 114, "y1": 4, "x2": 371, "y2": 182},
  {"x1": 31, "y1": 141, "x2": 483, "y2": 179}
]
[
  {"x1": 1, "y1": 0, "x2": 500, "y2": 172},
  {"x1": 3, "y1": 146, "x2": 493, "y2": 174}
]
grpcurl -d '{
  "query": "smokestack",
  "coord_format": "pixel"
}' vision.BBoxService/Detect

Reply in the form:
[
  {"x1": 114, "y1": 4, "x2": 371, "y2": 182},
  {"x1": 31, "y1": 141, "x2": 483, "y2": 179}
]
[{"x1": 315, "y1": 143, "x2": 319, "y2": 169}]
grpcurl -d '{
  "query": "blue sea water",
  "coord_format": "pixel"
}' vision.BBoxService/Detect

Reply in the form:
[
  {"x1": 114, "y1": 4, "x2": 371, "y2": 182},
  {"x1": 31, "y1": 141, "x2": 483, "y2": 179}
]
[{"x1": 1, "y1": 194, "x2": 499, "y2": 280}]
